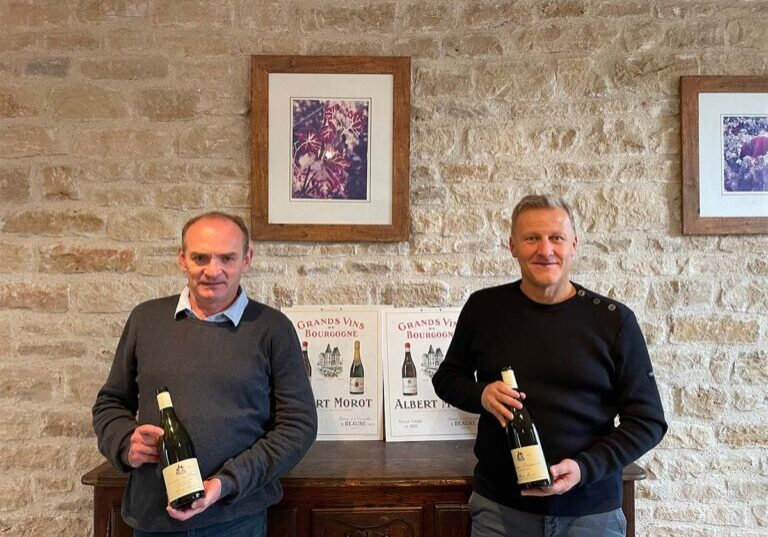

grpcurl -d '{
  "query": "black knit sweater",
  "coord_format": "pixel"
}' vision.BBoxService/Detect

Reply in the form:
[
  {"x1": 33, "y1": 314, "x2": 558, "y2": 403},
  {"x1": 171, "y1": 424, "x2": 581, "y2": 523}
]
[
  {"x1": 92, "y1": 296, "x2": 318, "y2": 531},
  {"x1": 433, "y1": 281, "x2": 667, "y2": 516}
]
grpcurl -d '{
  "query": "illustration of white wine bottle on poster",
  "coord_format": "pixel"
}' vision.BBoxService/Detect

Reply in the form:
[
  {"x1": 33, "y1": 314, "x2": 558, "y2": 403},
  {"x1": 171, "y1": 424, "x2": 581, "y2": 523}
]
[
  {"x1": 382, "y1": 308, "x2": 478, "y2": 441},
  {"x1": 282, "y1": 306, "x2": 383, "y2": 441}
]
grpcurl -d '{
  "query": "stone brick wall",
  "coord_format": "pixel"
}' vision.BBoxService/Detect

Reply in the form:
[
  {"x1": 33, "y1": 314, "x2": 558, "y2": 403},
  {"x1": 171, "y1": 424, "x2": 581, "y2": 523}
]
[{"x1": 1, "y1": 1, "x2": 767, "y2": 535}]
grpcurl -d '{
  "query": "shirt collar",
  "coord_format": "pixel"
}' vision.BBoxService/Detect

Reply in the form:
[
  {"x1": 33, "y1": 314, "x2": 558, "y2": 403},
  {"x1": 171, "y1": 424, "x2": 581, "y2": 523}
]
[{"x1": 174, "y1": 287, "x2": 249, "y2": 326}]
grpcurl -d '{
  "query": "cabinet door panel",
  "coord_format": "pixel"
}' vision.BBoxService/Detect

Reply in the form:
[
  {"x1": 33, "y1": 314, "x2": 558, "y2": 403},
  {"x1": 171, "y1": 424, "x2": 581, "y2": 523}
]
[
  {"x1": 312, "y1": 507, "x2": 421, "y2": 537},
  {"x1": 268, "y1": 506, "x2": 297, "y2": 537},
  {"x1": 435, "y1": 504, "x2": 470, "y2": 537}
]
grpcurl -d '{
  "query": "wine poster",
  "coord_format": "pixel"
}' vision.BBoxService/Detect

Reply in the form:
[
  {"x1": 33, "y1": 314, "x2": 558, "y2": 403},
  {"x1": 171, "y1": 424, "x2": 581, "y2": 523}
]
[
  {"x1": 381, "y1": 308, "x2": 478, "y2": 441},
  {"x1": 283, "y1": 305, "x2": 383, "y2": 441}
]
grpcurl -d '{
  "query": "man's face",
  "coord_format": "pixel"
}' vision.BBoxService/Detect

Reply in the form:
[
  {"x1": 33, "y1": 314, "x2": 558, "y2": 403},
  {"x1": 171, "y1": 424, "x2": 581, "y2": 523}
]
[
  {"x1": 178, "y1": 217, "x2": 252, "y2": 316},
  {"x1": 508, "y1": 208, "x2": 577, "y2": 300}
]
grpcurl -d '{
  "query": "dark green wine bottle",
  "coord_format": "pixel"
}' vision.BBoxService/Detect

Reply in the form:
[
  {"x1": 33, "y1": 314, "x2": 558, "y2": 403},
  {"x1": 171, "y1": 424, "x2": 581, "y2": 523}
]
[
  {"x1": 501, "y1": 368, "x2": 553, "y2": 489},
  {"x1": 349, "y1": 340, "x2": 364, "y2": 394},
  {"x1": 156, "y1": 386, "x2": 205, "y2": 509}
]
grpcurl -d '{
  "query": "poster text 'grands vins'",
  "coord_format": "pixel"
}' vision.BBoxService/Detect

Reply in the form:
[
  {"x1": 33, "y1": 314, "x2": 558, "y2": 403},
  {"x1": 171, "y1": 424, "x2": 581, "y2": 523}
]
[
  {"x1": 297, "y1": 316, "x2": 366, "y2": 338},
  {"x1": 396, "y1": 317, "x2": 457, "y2": 340}
]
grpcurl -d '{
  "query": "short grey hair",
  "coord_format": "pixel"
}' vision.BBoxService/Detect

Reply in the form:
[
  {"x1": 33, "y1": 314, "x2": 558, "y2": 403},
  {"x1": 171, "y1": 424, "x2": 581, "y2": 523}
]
[{"x1": 510, "y1": 194, "x2": 577, "y2": 236}]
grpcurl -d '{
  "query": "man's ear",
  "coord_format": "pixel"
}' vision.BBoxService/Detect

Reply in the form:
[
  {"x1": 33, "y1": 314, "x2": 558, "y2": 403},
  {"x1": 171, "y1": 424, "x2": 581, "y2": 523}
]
[
  {"x1": 242, "y1": 247, "x2": 254, "y2": 271},
  {"x1": 178, "y1": 248, "x2": 187, "y2": 272},
  {"x1": 508, "y1": 236, "x2": 518, "y2": 259}
]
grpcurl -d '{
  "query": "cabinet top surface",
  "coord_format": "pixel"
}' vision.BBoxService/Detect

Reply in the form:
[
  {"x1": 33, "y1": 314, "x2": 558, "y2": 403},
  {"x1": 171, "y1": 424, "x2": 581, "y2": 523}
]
[{"x1": 83, "y1": 440, "x2": 646, "y2": 486}]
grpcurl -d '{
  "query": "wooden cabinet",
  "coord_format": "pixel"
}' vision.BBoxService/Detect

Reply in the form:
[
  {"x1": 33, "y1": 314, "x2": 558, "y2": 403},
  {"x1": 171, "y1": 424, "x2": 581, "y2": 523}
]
[{"x1": 82, "y1": 441, "x2": 645, "y2": 537}]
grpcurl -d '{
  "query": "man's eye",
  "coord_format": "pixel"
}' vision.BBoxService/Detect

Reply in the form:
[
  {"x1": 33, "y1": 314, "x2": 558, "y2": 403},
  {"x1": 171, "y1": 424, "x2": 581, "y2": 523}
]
[{"x1": 222, "y1": 256, "x2": 234, "y2": 263}]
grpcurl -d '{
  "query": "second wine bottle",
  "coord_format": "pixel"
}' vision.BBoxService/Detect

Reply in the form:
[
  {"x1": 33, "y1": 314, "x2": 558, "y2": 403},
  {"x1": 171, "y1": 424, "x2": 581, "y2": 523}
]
[
  {"x1": 156, "y1": 386, "x2": 205, "y2": 509},
  {"x1": 501, "y1": 367, "x2": 553, "y2": 489}
]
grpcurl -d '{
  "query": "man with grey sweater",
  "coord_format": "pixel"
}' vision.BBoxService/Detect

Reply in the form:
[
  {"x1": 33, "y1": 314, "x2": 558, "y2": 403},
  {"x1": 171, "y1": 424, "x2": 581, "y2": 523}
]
[{"x1": 92, "y1": 212, "x2": 317, "y2": 536}]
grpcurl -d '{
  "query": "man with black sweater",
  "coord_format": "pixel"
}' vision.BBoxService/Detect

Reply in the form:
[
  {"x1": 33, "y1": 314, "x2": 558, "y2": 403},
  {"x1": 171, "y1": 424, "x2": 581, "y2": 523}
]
[
  {"x1": 433, "y1": 195, "x2": 666, "y2": 537},
  {"x1": 93, "y1": 212, "x2": 317, "y2": 536}
]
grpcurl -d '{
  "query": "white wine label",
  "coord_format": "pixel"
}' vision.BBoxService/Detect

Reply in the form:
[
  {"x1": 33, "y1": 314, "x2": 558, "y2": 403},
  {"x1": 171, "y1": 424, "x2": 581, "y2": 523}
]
[
  {"x1": 350, "y1": 377, "x2": 364, "y2": 393},
  {"x1": 156, "y1": 392, "x2": 173, "y2": 410},
  {"x1": 162, "y1": 458, "x2": 203, "y2": 503},
  {"x1": 511, "y1": 445, "x2": 549, "y2": 485},
  {"x1": 402, "y1": 378, "x2": 417, "y2": 395}
]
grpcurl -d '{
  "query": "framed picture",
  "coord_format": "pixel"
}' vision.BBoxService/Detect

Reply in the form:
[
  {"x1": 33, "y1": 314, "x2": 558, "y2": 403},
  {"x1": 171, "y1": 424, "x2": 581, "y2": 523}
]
[
  {"x1": 681, "y1": 76, "x2": 768, "y2": 234},
  {"x1": 250, "y1": 55, "x2": 411, "y2": 242}
]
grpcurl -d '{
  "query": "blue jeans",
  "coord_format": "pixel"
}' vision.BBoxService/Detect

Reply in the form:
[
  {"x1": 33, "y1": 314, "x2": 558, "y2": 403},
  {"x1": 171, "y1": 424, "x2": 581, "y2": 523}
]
[
  {"x1": 133, "y1": 513, "x2": 267, "y2": 537},
  {"x1": 469, "y1": 492, "x2": 626, "y2": 537}
]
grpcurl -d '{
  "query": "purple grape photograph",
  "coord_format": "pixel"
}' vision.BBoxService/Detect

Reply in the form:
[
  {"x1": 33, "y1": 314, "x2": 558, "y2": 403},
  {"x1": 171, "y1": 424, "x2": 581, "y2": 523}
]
[
  {"x1": 722, "y1": 115, "x2": 768, "y2": 192},
  {"x1": 291, "y1": 98, "x2": 370, "y2": 201}
]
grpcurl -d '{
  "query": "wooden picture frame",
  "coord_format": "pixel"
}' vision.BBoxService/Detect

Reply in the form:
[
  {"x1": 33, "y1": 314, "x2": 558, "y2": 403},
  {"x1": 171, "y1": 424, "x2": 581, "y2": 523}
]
[
  {"x1": 681, "y1": 76, "x2": 768, "y2": 234},
  {"x1": 250, "y1": 56, "x2": 411, "y2": 242}
]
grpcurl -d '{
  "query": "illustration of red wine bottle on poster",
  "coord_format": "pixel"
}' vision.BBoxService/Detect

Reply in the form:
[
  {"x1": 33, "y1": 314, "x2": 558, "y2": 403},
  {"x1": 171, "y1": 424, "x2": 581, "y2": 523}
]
[
  {"x1": 282, "y1": 306, "x2": 382, "y2": 441},
  {"x1": 382, "y1": 308, "x2": 478, "y2": 442}
]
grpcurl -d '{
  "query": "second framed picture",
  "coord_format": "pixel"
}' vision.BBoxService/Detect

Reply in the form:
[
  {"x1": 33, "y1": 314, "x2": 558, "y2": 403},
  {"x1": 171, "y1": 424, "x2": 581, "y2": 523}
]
[{"x1": 250, "y1": 55, "x2": 411, "y2": 242}]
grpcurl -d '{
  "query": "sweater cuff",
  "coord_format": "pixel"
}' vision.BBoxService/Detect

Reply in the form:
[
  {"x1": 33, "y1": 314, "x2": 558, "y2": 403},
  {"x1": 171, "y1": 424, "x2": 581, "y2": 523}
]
[
  {"x1": 574, "y1": 457, "x2": 588, "y2": 487},
  {"x1": 213, "y1": 473, "x2": 237, "y2": 501}
]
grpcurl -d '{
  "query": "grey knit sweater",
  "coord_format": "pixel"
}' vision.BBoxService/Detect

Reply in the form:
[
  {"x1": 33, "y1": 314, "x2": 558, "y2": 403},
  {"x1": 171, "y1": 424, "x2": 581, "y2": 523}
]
[{"x1": 92, "y1": 296, "x2": 317, "y2": 531}]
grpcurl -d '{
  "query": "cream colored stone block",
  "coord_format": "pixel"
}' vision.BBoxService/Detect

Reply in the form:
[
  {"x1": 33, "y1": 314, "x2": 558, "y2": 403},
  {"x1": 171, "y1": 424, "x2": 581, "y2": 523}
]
[
  {"x1": 42, "y1": 410, "x2": 93, "y2": 438},
  {"x1": 177, "y1": 119, "x2": 245, "y2": 158},
  {"x1": 0, "y1": 85, "x2": 44, "y2": 117},
  {"x1": 39, "y1": 244, "x2": 136, "y2": 273},
  {"x1": 297, "y1": 284, "x2": 373, "y2": 305},
  {"x1": 443, "y1": 34, "x2": 503, "y2": 57},
  {"x1": 671, "y1": 315, "x2": 759, "y2": 344},
  {"x1": 71, "y1": 128, "x2": 173, "y2": 158},
  {"x1": 106, "y1": 211, "x2": 176, "y2": 241},
  {"x1": 80, "y1": 56, "x2": 168, "y2": 79},
  {"x1": 299, "y1": 4, "x2": 396, "y2": 32},
  {"x1": 73, "y1": 278, "x2": 159, "y2": 313},
  {"x1": 51, "y1": 84, "x2": 128, "y2": 119},
  {"x1": 3, "y1": 210, "x2": 103, "y2": 236},
  {"x1": 137, "y1": 88, "x2": 200, "y2": 121},
  {"x1": 721, "y1": 283, "x2": 768, "y2": 314},
  {"x1": 0, "y1": 167, "x2": 30, "y2": 202},
  {"x1": 151, "y1": 0, "x2": 231, "y2": 26},
  {"x1": 0, "y1": 126, "x2": 63, "y2": 158},
  {"x1": 719, "y1": 424, "x2": 768, "y2": 447},
  {"x1": 660, "y1": 424, "x2": 714, "y2": 450},
  {"x1": 384, "y1": 282, "x2": 450, "y2": 307},
  {"x1": 674, "y1": 385, "x2": 727, "y2": 418},
  {"x1": 42, "y1": 166, "x2": 80, "y2": 200}
]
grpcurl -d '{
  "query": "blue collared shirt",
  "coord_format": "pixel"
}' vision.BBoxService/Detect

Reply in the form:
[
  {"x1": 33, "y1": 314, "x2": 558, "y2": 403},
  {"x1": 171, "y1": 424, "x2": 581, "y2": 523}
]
[{"x1": 174, "y1": 287, "x2": 249, "y2": 326}]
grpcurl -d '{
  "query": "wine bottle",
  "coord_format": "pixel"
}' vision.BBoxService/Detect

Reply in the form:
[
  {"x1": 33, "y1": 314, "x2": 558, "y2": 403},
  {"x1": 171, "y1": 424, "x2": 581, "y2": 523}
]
[
  {"x1": 349, "y1": 340, "x2": 364, "y2": 394},
  {"x1": 501, "y1": 368, "x2": 553, "y2": 489},
  {"x1": 156, "y1": 386, "x2": 205, "y2": 509},
  {"x1": 302, "y1": 341, "x2": 312, "y2": 378},
  {"x1": 401, "y1": 342, "x2": 417, "y2": 396}
]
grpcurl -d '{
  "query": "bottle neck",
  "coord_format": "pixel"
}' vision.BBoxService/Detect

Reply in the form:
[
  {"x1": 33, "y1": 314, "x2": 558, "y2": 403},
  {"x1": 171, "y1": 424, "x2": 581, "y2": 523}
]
[
  {"x1": 157, "y1": 392, "x2": 174, "y2": 411},
  {"x1": 501, "y1": 369, "x2": 518, "y2": 389}
]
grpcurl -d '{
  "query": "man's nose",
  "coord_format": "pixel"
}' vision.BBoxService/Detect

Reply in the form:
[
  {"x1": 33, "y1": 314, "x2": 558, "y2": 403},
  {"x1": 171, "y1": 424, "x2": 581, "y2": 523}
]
[
  {"x1": 536, "y1": 240, "x2": 554, "y2": 255},
  {"x1": 202, "y1": 259, "x2": 221, "y2": 275}
]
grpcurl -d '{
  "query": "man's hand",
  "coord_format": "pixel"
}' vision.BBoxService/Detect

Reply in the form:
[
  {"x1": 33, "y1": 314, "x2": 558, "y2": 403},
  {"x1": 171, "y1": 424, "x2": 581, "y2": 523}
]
[
  {"x1": 481, "y1": 381, "x2": 525, "y2": 428},
  {"x1": 126, "y1": 425, "x2": 164, "y2": 468},
  {"x1": 167, "y1": 478, "x2": 222, "y2": 521},
  {"x1": 520, "y1": 459, "x2": 581, "y2": 497}
]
